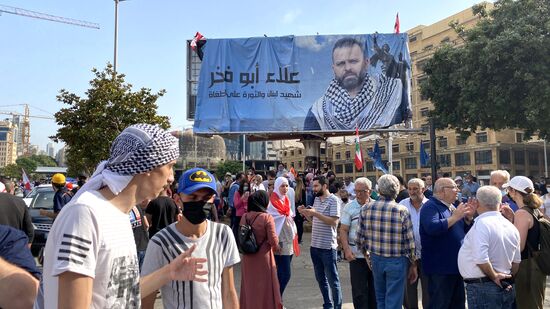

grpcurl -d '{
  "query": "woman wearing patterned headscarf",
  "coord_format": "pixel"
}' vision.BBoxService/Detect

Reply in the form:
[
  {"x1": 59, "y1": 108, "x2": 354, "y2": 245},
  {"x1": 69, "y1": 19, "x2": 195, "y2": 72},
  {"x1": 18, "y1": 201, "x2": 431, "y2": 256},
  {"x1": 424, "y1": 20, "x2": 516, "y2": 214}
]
[
  {"x1": 240, "y1": 191, "x2": 283, "y2": 309},
  {"x1": 267, "y1": 177, "x2": 298, "y2": 298},
  {"x1": 41, "y1": 124, "x2": 207, "y2": 309}
]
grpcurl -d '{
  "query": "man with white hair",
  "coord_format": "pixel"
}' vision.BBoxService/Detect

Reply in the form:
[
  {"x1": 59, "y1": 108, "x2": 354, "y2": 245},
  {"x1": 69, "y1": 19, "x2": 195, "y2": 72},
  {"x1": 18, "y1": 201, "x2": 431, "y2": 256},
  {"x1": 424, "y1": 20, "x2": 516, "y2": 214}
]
[
  {"x1": 399, "y1": 178, "x2": 429, "y2": 309},
  {"x1": 458, "y1": 186, "x2": 520, "y2": 308},
  {"x1": 490, "y1": 170, "x2": 518, "y2": 212},
  {"x1": 420, "y1": 177, "x2": 474, "y2": 309},
  {"x1": 340, "y1": 177, "x2": 376, "y2": 309},
  {"x1": 42, "y1": 124, "x2": 207, "y2": 308},
  {"x1": 357, "y1": 174, "x2": 417, "y2": 309}
]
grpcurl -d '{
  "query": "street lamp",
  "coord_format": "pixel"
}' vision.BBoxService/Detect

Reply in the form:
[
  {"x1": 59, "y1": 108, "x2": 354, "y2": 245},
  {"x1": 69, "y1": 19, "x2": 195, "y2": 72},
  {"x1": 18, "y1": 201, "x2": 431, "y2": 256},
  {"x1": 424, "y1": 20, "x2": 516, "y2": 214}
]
[{"x1": 113, "y1": 0, "x2": 127, "y2": 73}]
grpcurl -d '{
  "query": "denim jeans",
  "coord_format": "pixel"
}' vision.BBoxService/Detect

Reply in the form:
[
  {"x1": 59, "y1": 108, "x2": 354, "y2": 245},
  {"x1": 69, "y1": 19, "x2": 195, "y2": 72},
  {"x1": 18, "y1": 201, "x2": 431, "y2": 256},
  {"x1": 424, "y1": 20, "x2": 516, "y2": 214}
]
[
  {"x1": 274, "y1": 254, "x2": 293, "y2": 296},
  {"x1": 137, "y1": 250, "x2": 146, "y2": 272},
  {"x1": 466, "y1": 282, "x2": 515, "y2": 309},
  {"x1": 370, "y1": 254, "x2": 408, "y2": 309},
  {"x1": 310, "y1": 247, "x2": 342, "y2": 309}
]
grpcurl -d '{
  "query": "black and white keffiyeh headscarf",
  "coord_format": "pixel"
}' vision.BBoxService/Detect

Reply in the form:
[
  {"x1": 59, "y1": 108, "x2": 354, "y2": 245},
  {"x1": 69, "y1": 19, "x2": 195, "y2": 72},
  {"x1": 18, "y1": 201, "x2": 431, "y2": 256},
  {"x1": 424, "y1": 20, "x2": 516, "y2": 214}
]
[
  {"x1": 73, "y1": 124, "x2": 179, "y2": 198},
  {"x1": 323, "y1": 77, "x2": 374, "y2": 126}
]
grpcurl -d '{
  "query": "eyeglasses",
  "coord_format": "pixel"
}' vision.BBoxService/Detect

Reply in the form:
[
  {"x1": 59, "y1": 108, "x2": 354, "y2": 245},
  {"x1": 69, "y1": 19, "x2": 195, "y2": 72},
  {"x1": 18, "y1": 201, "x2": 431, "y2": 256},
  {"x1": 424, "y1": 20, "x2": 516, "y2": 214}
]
[
  {"x1": 354, "y1": 189, "x2": 370, "y2": 194},
  {"x1": 442, "y1": 186, "x2": 459, "y2": 190}
]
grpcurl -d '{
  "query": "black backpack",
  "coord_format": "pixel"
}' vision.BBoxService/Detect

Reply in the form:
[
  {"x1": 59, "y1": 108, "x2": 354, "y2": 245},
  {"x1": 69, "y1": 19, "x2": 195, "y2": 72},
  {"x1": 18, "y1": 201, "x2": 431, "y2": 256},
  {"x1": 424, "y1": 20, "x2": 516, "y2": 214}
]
[
  {"x1": 238, "y1": 214, "x2": 261, "y2": 254},
  {"x1": 524, "y1": 207, "x2": 550, "y2": 275}
]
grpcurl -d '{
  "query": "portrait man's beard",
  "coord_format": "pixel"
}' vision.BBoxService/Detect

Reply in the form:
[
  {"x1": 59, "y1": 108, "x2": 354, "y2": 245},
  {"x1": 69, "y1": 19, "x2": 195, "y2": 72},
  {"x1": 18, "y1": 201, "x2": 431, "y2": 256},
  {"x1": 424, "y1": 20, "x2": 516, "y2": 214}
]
[{"x1": 337, "y1": 69, "x2": 367, "y2": 91}]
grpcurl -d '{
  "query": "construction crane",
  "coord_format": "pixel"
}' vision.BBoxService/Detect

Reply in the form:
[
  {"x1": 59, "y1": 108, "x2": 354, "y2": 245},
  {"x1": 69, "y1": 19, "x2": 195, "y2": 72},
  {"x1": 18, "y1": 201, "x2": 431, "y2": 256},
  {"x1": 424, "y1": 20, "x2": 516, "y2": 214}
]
[
  {"x1": 0, "y1": 104, "x2": 55, "y2": 157},
  {"x1": 0, "y1": 4, "x2": 99, "y2": 29}
]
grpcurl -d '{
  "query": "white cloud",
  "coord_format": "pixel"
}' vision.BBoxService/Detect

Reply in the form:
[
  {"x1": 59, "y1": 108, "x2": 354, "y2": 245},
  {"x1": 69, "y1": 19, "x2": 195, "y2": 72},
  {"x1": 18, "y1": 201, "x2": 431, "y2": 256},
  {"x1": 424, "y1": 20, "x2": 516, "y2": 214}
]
[{"x1": 282, "y1": 9, "x2": 301, "y2": 24}]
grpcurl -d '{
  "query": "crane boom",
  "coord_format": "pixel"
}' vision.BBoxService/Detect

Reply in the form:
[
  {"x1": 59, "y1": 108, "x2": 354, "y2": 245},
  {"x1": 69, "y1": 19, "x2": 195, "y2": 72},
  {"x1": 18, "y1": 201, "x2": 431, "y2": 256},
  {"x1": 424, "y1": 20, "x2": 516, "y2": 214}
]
[{"x1": 0, "y1": 4, "x2": 99, "y2": 29}]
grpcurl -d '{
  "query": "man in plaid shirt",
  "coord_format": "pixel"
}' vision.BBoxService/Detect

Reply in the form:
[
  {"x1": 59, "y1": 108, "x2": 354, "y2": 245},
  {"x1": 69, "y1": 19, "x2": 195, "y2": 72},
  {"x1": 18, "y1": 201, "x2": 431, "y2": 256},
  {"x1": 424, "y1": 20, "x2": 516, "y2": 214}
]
[{"x1": 357, "y1": 174, "x2": 417, "y2": 309}]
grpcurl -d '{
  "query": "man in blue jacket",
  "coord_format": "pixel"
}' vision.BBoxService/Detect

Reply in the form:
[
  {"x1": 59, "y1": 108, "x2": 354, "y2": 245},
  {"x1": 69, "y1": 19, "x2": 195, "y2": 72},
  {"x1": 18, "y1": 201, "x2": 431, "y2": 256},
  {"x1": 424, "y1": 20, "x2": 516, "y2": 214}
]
[{"x1": 420, "y1": 177, "x2": 474, "y2": 309}]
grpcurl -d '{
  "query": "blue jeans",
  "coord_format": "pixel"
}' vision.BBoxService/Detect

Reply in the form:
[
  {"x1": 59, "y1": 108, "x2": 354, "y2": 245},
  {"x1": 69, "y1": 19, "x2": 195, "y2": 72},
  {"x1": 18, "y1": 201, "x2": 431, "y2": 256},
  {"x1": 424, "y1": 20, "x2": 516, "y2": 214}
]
[
  {"x1": 274, "y1": 254, "x2": 293, "y2": 296},
  {"x1": 370, "y1": 254, "x2": 408, "y2": 309},
  {"x1": 310, "y1": 247, "x2": 342, "y2": 309},
  {"x1": 466, "y1": 282, "x2": 515, "y2": 309},
  {"x1": 426, "y1": 274, "x2": 465, "y2": 309},
  {"x1": 137, "y1": 250, "x2": 146, "y2": 272}
]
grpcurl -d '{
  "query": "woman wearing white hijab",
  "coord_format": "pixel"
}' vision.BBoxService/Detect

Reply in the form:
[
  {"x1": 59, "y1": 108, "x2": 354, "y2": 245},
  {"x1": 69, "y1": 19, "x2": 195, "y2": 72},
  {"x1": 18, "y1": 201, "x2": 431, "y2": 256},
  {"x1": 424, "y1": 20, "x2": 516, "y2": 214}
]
[{"x1": 267, "y1": 177, "x2": 297, "y2": 297}]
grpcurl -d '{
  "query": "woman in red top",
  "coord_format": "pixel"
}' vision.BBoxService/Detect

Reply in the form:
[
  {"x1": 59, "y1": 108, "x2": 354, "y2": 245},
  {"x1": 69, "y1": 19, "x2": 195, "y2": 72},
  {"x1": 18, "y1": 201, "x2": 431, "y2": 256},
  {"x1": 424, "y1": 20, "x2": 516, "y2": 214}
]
[
  {"x1": 239, "y1": 191, "x2": 282, "y2": 309},
  {"x1": 234, "y1": 179, "x2": 251, "y2": 228}
]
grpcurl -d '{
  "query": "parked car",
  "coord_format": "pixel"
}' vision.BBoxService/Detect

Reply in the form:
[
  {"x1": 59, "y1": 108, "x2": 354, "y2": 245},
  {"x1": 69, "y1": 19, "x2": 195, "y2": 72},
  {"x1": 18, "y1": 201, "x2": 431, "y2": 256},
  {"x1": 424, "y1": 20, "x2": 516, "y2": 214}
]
[
  {"x1": 28, "y1": 185, "x2": 55, "y2": 256},
  {"x1": 23, "y1": 184, "x2": 52, "y2": 207}
]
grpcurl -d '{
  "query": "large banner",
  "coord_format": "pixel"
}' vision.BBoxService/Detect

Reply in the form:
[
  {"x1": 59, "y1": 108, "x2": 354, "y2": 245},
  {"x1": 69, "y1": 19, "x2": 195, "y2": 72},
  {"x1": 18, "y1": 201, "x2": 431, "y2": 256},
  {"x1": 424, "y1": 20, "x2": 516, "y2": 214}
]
[{"x1": 193, "y1": 34, "x2": 411, "y2": 134}]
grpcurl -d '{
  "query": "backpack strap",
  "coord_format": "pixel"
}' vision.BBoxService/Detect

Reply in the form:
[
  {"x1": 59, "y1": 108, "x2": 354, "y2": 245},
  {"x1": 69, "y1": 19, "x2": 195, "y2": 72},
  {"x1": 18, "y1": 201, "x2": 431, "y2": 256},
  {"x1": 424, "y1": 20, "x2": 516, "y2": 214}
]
[{"x1": 522, "y1": 206, "x2": 542, "y2": 256}]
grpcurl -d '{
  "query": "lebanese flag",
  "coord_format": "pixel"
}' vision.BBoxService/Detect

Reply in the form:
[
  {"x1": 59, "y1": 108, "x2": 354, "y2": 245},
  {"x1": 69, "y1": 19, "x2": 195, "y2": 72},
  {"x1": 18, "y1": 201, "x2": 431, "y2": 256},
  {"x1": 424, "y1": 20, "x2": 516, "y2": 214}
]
[
  {"x1": 354, "y1": 126, "x2": 363, "y2": 171},
  {"x1": 22, "y1": 168, "x2": 31, "y2": 190},
  {"x1": 190, "y1": 32, "x2": 204, "y2": 51},
  {"x1": 394, "y1": 13, "x2": 400, "y2": 34}
]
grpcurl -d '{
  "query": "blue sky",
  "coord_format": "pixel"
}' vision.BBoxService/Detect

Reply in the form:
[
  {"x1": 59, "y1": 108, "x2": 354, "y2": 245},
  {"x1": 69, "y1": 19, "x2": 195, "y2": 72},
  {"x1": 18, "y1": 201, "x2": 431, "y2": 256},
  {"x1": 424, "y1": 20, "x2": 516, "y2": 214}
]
[{"x1": 0, "y1": 0, "x2": 484, "y2": 152}]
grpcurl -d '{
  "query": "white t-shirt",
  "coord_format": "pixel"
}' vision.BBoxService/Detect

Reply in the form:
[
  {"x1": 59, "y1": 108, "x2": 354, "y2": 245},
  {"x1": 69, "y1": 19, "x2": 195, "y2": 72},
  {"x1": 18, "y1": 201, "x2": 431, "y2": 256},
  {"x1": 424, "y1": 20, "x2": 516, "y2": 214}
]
[
  {"x1": 43, "y1": 190, "x2": 140, "y2": 309},
  {"x1": 141, "y1": 220, "x2": 240, "y2": 309},
  {"x1": 458, "y1": 211, "x2": 521, "y2": 279}
]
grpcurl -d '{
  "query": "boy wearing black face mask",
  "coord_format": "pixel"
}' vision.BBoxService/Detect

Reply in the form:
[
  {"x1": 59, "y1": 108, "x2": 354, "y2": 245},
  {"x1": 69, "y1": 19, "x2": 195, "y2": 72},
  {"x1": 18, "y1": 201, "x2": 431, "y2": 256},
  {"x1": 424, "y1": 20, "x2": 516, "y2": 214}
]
[{"x1": 141, "y1": 168, "x2": 240, "y2": 309}]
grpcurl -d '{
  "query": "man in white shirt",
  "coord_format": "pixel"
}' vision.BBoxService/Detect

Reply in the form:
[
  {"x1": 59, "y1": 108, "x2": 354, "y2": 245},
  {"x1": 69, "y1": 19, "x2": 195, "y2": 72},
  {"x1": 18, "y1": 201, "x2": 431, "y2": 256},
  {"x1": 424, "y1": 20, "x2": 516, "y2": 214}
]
[
  {"x1": 458, "y1": 185, "x2": 521, "y2": 309},
  {"x1": 340, "y1": 177, "x2": 376, "y2": 309},
  {"x1": 42, "y1": 124, "x2": 207, "y2": 309},
  {"x1": 345, "y1": 177, "x2": 356, "y2": 200},
  {"x1": 399, "y1": 178, "x2": 429, "y2": 309}
]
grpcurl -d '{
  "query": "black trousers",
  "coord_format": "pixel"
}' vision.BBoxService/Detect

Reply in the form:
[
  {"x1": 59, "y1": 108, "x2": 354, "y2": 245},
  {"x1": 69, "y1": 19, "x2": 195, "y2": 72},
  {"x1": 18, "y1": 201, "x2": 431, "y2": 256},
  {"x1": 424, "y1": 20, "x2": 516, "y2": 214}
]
[{"x1": 349, "y1": 258, "x2": 377, "y2": 309}]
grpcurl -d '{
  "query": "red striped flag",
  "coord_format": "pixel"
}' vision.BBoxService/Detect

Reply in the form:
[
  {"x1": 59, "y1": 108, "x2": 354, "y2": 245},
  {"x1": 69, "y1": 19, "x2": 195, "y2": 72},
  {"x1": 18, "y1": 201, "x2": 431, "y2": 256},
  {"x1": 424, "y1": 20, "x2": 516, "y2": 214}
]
[{"x1": 394, "y1": 13, "x2": 400, "y2": 34}]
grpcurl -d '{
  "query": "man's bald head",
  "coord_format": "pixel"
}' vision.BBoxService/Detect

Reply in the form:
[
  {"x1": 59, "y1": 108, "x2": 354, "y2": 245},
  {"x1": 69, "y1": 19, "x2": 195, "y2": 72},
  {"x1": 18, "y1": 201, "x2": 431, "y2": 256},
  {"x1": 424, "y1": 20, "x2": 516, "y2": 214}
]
[{"x1": 434, "y1": 177, "x2": 459, "y2": 204}]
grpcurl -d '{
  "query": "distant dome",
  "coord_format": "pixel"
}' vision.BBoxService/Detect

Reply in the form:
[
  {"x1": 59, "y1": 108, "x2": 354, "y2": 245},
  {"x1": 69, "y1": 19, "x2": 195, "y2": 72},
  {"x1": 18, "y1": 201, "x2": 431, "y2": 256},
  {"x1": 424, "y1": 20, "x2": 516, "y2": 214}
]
[{"x1": 178, "y1": 129, "x2": 226, "y2": 162}]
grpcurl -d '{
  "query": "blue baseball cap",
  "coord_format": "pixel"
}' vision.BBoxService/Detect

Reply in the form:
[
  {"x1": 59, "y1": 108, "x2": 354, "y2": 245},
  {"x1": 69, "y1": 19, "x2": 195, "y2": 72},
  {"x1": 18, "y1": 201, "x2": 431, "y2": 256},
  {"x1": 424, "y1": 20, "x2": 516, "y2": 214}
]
[{"x1": 178, "y1": 168, "x2": 217, "y2": 195}]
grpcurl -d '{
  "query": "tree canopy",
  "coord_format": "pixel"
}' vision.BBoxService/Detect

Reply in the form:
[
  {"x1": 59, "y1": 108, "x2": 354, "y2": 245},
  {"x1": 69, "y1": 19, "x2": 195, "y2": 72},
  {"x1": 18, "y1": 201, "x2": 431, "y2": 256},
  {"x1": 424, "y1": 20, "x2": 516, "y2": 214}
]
[
  {"x1": 215, "y1": 160, "x2": 243, "y2": 179},
  {"x1": 1, "y1": 154, "x2": 58, "y2": 179},
  {"x1": 421, "y1": 0, "x2": 550, "y2": 139},
  {"x1": 52, "y1": 64, "x2": 170, "y2": 175}
]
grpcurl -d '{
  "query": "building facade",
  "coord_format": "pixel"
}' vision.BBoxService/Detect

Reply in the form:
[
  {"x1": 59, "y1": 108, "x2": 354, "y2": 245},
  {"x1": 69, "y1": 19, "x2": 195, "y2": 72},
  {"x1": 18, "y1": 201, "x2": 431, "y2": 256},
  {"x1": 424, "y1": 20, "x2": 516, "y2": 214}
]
[{"x1": 0, "y1": 120, "x2": 18, "y2": 167}]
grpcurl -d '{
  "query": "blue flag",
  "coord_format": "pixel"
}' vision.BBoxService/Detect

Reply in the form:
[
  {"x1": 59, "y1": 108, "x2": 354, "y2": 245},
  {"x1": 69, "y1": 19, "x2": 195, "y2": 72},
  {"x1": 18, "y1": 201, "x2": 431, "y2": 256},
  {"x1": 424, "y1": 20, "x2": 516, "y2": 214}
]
[
  {"x1": 420, "y1": 142, "x2": 430, "y2": 167},
  {"x1": 368, "y1": 140, "x2": 389, "y2": 174}
]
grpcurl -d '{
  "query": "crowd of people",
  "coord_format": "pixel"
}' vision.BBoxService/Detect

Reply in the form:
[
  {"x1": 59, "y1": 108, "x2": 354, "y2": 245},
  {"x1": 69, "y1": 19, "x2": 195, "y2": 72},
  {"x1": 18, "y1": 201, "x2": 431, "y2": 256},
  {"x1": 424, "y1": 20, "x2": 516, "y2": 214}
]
[{"x1": 0, "y1": 124, "x2": 550, "y2": 308}]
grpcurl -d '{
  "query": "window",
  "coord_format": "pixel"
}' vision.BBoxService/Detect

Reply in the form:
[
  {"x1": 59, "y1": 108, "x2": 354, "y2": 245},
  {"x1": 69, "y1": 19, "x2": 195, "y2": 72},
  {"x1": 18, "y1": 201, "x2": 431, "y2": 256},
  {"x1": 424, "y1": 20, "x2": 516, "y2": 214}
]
[
  {"x1": 379, "y1": 146, "x2": 386, "y2": 154},
  {"x1": 441, "y1": 37, "x2": 451, "y2": 43},
  {"x1": 406, "y1": 174, "x2": 418, "y2": 182},
  {"x1": 335, "y1": 164, "x2": 343, "y2": 173},
  {"x1": 421, "y1": 124, "x2": 430, "y2": 132},
  {"x1": 499, "y1": 150, "x2": 511, "y2": 164},
  {"x1": 392, "y1": 144, "x2": 400, "y2": 153},
  {"x1": 409, "y1": 36, "x2": 417, "y2": 43},
  {"x1": 284, "y1": 151, "x2": 287, "y2": 156},
  {"x1": 516, "y1": 133, "x2": 524, "y2": 143},
  {"x1": 421, "y1": 140, "x2": 431, "y2": 150},
  {"x1": 476, "y1": 132, "x2": 488, "y2": 143},
  {"x1": 406, "y1": 142, "x2": 414, "y2": 152},
  {"x1": 438, "y1": 154, "x2": 451, "y2": 167},
  {"x1": 438, "y1": 137, "x2": 448, "y2": 148},
  {"x1": 514, "y1": 150, "x2": 525, "y2": 165},
  {"x1": 335, "y1": 152, "x2": 341, "y2": 160},
  {"x1": 420, "y1": 107, "x2": 429, "y2": 117},
  {"x1": 475, "y1": 150, "x2": 492, "y2": 164},
  {"x1": 290, "y1": 150, "x2": 294, "y2": 156},
  {"x1": 320, "y1": 148, "x2": 326, "y2": 155},
  {"x1": 345, "y1": 151, "x2": 351, "y2": 159},
  {"x1": 405, "y1": 157, "x2": 417, "y2": 169},
  {"x1": 416, "y1": 60, "x2": 428, "y2": 71},
  {"x1": 366, "y1": 162, "x2": 375, "y2": 172},
  {"x1": 455, "y1": 152, "x2": 471, "y2": 166},
  {"x1": 528, "y1": 151, "x2": 539, "y2": 165},
  {"x1": 345, "y1": 164, "x2": 353, "y2": 173},
  {"x1": 456, "y1": 136, "x2": 467, "y2": 145},
  {"x1": 298, "y1": 149, "x2": 302, "y2": 155},
  {"x1": 392, "y1": 161, "x2": 401, "y2": 171},
  {"x1": 424, "y1": 44, "x2": 433, "y2": 51},
  {"x1": 410, "y1": 51, "x2": 417, "y2": 57}
]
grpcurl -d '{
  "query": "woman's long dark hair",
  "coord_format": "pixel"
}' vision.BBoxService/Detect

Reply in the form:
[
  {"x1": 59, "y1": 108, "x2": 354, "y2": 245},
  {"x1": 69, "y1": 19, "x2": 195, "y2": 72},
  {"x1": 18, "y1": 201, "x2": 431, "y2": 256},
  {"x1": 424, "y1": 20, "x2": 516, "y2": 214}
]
[{"x1": 247, "y1": 190, "x2": 269, "y2": 213}]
